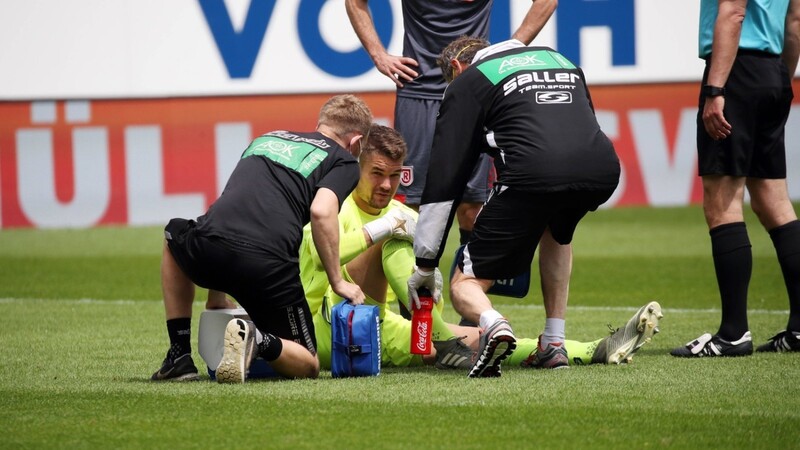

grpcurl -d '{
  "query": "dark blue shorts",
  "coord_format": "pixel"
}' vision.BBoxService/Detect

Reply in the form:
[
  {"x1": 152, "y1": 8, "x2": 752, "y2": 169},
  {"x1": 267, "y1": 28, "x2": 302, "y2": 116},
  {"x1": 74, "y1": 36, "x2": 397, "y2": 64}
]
[{"x1": 394, "y1": 96, "x2": 493, "y2": 204}]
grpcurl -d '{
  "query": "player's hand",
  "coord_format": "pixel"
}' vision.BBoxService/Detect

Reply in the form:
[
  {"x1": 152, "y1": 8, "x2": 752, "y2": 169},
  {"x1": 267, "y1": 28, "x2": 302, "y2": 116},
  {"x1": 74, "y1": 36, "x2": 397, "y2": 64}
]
[
  {"x1": 374, "y1": 52, "x2": 419, "y2": 88},
  {"x1": 407, "y1": 267, "x2": 443, "y2": 309},
  {"x1": 363, "y1": 208, "x2": 416, "y2": 244},
  {"x1": 331, "y1": 280, "x2": 365, "y2": 305},
  {"x1": 702, "y1": 96, "x2": 731, "y2": 141}
]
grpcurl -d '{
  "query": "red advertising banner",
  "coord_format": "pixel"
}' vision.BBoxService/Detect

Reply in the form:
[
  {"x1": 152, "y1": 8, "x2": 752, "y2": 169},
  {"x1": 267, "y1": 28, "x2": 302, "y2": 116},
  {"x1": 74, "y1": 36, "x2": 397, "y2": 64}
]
[{"x1": 1, "y1": 83, "x2": 798, "y2": 229}]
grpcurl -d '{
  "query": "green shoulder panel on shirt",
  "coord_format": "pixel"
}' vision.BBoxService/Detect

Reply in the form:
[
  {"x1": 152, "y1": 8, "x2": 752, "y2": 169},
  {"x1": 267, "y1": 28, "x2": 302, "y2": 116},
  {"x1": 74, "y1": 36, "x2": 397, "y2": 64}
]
[
  {"x1": 477, "y1": 50, "x2": 576, "y2": 85},
  {"x1": 242, "y1": 135, "x2": 328, "y2": 177}
]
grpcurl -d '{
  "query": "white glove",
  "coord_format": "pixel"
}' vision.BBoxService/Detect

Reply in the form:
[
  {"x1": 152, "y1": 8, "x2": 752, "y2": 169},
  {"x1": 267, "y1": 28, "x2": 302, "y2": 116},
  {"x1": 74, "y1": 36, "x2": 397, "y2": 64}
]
[
  {"x1": 363, "y1": 208, "x2": 416, "y2": 243},
  {"x1": 407, "y1": 267, "x2": 443, "y2": 310}
]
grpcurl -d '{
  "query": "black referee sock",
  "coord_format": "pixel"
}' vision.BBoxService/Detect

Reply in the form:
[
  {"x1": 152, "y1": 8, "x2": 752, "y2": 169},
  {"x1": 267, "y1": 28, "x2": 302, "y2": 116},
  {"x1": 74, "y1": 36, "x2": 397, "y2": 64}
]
[
  {"x1": 710, "y1": 222, "x2": 752, "y2": 341},
  {"x1": 166, "y1": 317, "x2": 192, "y2": 361},
  {"x1": 769, "y1": 220, "x2": 800, "y2": 332},
  {"x1": 257, "y1": 332, "x2": 284, "y2": 362}
]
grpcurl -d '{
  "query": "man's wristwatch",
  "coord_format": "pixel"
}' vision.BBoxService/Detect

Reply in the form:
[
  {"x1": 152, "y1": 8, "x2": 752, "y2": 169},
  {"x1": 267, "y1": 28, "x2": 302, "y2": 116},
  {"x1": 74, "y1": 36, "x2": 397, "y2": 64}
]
[{"x1": 702, "y1": 85, "x2": 726, "y2": 97}]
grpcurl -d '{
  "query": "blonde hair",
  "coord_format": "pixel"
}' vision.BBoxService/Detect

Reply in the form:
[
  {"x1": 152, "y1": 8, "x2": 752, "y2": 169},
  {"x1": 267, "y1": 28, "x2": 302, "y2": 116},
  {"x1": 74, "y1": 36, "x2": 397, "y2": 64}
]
[
  {"x1": 437, "y1": 36, "x2": 490, "y2": 83},
  {"x1": 318, "y1": 94, "x2": 373, "y2": 143}
]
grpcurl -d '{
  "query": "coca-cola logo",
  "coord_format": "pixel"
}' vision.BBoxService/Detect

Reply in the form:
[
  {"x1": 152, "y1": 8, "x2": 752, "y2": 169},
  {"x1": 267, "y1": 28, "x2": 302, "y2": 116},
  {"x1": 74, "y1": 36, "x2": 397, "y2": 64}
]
[{"x1": 414, "y1": 321, "x2": 428, "y2": 352}]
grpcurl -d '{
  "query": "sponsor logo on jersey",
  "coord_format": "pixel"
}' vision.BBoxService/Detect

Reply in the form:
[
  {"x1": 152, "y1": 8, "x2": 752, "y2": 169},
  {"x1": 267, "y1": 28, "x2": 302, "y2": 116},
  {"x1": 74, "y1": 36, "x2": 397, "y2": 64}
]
[
  {"x1": 498, "y1": 54, "x2": 546, "y2": 74},
  {"x1": 502, "y1": 72, "x2": 581, "y2": 96},
  {"x1": 252, "y1": 139, "x2": 300, "y2": 160},
  {"x1": 478, "y1": 50, "x2": 577, "y2": 85},
  {"x1": 243, "y1": 135, "x2": 328, "y2": 177},
  {"x1": 269, "y1": 130, "x2": 331, "y2": 148},
  {"x1": 536, "y1": 91, "x2": 573, "y2": 104},
  {"x1": 400, "y1": 166, "x2": 413, "y2": 186}
]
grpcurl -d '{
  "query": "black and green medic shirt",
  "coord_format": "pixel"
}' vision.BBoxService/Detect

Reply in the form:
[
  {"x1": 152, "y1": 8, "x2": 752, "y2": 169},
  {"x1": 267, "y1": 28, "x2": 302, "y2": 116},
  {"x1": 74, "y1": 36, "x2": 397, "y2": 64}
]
[
  {"x1": 196, "y1": 131, "x2": 359, "y2": 257},
  {"x1": 424, "y1": 43, "x2": 620, "y2": 202},
  {"x1": 415, "y1": 42, "x2": 621, "y2": 267}
]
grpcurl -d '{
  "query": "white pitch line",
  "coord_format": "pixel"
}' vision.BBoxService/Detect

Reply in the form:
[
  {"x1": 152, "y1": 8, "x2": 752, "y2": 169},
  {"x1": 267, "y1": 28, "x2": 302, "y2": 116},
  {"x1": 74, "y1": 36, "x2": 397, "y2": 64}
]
[
  {"x1": 499, "y1": 303, "x2": 789, "y2": 315},
  {"x1": 0, "y1": 297, "x2": 141, "y2": 305},
  {"x1": 0, "y1": 297, "x2": 789, "y2": 315}
]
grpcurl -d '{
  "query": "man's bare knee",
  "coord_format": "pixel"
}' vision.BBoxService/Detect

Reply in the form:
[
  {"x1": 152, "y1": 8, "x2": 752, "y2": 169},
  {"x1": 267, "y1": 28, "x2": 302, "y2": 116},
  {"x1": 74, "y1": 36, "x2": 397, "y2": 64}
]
[{"x1": 747, "y1": 179, "x2": 797, "y2": 229}]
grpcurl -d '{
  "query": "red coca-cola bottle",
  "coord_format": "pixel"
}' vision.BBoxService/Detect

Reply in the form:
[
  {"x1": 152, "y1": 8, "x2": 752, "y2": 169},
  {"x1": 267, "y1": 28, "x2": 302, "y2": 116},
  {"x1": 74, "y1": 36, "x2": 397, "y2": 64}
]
[{"x1": 411, "y1": 287, "x2": 434, "y2": 355}]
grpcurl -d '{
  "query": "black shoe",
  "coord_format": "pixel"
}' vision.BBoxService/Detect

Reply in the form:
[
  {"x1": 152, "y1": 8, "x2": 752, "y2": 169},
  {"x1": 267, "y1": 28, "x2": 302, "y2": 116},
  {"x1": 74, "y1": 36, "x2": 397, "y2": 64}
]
[
  {"x1": 670, "y1": 332, "x2": 753, "y2": 357},
  {"x1": 756, "y1": 330, "x2": 800, "y2": 352},
  {"x1": 151, "y1": 353, "x2": 200, "y2": 381}
]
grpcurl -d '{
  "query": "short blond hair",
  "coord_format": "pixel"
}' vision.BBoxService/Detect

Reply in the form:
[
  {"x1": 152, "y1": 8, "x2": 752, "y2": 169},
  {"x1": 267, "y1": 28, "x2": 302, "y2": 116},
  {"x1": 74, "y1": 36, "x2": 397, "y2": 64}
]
[{"x1": 318, "y1": 94, "x2": 373, "y2": 143}]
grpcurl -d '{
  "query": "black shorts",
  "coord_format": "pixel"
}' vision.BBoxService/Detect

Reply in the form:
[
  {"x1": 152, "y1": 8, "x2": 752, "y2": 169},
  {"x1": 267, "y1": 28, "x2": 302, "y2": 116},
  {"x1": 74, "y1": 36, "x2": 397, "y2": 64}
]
[
  {"x1": 459, "y1": 187, "x2": 614, "y2": 280},
  {"x1": 697, "y1": 51, "x2": 793, "y2": 178},
  {"x1": 165, "y1": 218, "x2": 316, "y2": 352}
]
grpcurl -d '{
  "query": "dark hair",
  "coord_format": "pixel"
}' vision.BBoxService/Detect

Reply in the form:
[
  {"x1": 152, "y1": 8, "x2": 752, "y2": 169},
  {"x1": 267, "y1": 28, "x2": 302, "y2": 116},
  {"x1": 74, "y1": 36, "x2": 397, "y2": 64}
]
[
  {"x1": 436, "y1": 35, "x2": 490, "y2": 83},
  {"x1": 360, "y1": 124, "x2": 406, "y2": 162}
]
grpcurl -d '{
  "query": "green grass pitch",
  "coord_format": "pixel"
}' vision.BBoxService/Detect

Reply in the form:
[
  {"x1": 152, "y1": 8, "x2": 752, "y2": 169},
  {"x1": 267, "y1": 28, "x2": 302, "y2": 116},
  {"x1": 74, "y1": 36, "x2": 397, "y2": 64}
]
[{"x1": 1, "y1": 204, "x2": 798, "y2": 449}]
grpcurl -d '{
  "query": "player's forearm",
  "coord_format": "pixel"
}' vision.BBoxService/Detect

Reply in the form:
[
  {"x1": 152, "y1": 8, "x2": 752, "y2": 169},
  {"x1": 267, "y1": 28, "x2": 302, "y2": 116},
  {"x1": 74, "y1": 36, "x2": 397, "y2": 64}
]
[
  {"x1": 311, "y1": 220, "x2": 345, "y2": 287},
  {"x1": 310, "y1": 191, "x2": 345, "y2": 286},
  {"x1": 512, "y1": 0, "x2": 558, "y2": 45},
  {"x1": 706, "y1": 0, "x2": 746, "y2": 87},
  {"x1": 307, "y1": 228, "x2": 368, "y2": 270},
  {"x1": 345, "y1": 0, "x2": 387, "y2": 62},
  {"x1": 783, "y1": 0, "x2": 800, "y2": 76}
]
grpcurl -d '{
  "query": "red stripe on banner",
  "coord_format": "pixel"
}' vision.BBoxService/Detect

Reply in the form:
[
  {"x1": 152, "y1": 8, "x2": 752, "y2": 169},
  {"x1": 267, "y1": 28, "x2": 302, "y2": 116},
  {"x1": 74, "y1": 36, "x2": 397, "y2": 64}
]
[{"x1": 0, "y1": 83, "x2": 798, "y2": 229}]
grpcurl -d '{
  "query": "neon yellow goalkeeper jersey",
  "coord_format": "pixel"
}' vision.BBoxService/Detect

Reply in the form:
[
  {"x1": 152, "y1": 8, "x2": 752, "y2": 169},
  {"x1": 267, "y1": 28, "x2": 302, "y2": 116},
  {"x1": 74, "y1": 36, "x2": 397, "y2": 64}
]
[{"x1": 299, "y1": 193, "x2": 417, "y2": 315}]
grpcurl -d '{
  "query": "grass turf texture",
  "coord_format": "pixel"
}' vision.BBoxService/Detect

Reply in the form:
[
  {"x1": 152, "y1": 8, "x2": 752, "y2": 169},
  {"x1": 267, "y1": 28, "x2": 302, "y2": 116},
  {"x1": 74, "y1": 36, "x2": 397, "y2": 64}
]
[{"x1": 1, "y1": 204, "x2": 798, "y2": 448}]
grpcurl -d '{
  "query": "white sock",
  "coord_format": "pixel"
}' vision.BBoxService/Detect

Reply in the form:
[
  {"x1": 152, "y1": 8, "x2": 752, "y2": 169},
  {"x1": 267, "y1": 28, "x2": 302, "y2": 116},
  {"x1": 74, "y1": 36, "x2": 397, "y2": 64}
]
[
  {"x1": 479, "y1": 310, "x2": 504, "y2": 330},
  {"x1": 540, "y1": 318, "x2": 565, "y2": 347}
]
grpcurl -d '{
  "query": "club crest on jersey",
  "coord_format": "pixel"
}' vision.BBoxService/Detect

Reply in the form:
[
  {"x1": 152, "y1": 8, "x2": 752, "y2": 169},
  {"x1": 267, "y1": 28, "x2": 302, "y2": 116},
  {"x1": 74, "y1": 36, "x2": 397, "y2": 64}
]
[{"x1": 400, "y1": 166, "x2": 413, "y2": 186}]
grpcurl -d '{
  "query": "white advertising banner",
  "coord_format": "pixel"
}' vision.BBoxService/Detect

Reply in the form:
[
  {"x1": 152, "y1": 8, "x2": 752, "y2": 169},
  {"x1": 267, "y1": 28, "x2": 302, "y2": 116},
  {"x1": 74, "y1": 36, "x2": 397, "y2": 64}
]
[{"x1": 0, "y1": 0, "x2": 722, "y2": 100}]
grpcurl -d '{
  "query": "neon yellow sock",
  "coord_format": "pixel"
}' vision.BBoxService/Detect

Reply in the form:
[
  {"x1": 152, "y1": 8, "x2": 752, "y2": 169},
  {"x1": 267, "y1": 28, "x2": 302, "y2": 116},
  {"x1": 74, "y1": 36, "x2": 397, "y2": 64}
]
[
  {"x1": 565, "y1": 338, "x2": 602, "y2": 365},
  {"x1": 382, "y1": 238, "x2": 455, "y2": 341},
  {"x1": 506, "y1": 338, "x2": 538, "y2": 366},
  {"x1": 505, "y1": 338, "x2": 603, "y2": 366}
]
